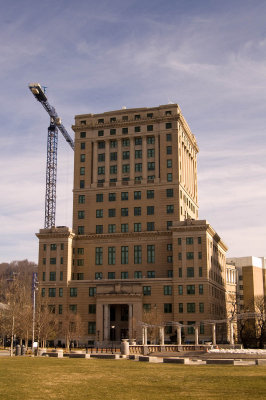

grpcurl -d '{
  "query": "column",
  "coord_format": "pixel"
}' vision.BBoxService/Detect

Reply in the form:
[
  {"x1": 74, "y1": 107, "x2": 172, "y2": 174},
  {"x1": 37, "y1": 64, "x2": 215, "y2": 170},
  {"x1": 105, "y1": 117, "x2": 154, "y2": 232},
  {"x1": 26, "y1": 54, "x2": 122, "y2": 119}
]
[
  {"x1": 128, "y1": 304, "x2": 133, "y2": 339},
  {"x1": 142, "y1": 326, "x2": 148, "y2": 345},
  {"x1": 105, "y1": 140, "x2": 110, "y2": 184},
  {"x1": 130, "y1": 137, "x2": 134, "y2": 181},
  {"x1": 142, "y1": 137, "x2": 147, "y2": 181},
  {"x1": 117, "y1": 139, "x2": 122, "y2": 183},
  {"x1": 103, "y1": 304, "x2": 109, "y2": 342},
  {"x1": 159, "y1": 327, "x2": 165, "y2": 345},
  {"x1": 230, "y1": 321, "x2": 234, "y2": 345},
  {"x1": 177, "y1": 326, "x2": 182, "y2": 345},
  {"x1": 92, "y1": 142, "x2": 98, "y2": 184},
  {"x1": 212, "y1": 323, "x2": 216, "y2": 346},
  {"x1": 194, "y1": 326, "x2": 199, "y2": 346}
]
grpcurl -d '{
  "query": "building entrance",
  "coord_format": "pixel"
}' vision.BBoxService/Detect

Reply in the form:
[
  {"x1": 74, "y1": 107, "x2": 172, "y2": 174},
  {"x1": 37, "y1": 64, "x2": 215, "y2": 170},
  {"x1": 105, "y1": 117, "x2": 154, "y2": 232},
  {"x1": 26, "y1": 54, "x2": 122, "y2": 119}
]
[{"x1": 109, "y1": 304, "x2": 129, "y2": 341}]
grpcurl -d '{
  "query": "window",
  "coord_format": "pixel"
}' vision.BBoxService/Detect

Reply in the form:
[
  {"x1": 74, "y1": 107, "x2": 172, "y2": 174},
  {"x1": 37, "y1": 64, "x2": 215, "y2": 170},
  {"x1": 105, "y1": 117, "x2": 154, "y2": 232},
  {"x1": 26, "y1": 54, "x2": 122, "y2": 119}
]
[
  {"x1": 147, "y1": 222, "x2": 154, "y2": 231},
  {"x1": 166, "y1": 146, "x2": 172, "y2": 155},
  {"x1": 49, "y1": 271, "x2": 56, "y2": 281},
  {"x1": 164, "y1": 286, "x2": 172, "y2": 295},
  {"x1": 96, "y1": 225, "x2": 103, "y2": 234},
  {"x1": 95, "y1": 272, "x2": 103, "y2": 280},
  {"x1": 143, "y1": 304, "x2": 151, "y2": 312},
  {"x1": 96, "y1": 194, "x2": 103, "y2": 202},
  {"x1": 147, "y1": 148, "x2": 155, "y2": 158},
  {"x1": 147, "y1": 271, "x2": 155, "y2": 278},
  {"x1": 147, "y1": 245, "x2": 155, "y2": 263},
  {"x1": 60, "y1": 272, "x2": 63, "y2": 281},
  {"x1": 166, "y1": 133, "x2": 172, "y2": 141},
  {"x1": 41, "y1": 288, "x2": 45, "y2": 297},
  {"x1": 187, "y1": 303, "x2": 195, "y2": 313},
  {"x1": 134, "y1": 191, "x2": 141, "y2": 200},
  {"x1": 167, "y1": 159, "x2": 172, "y2": 168},
  {"x1": 167, "y1": 256, "x2": 173, "y2": 263},
  {"x1": 167, "y1": 243, "x2": 172, "y2": 251},
  {"x1": 186, "y1": 237, "x2": 193, "y2": 245},
  {"x1": 98, "y1": 153, "x2": 105, "y2": 162},
  {"x1": 167, "y1": 205, "x2": 174, "y2": 214},
  {"x1": 108, "y1": 272, "x2": 115, "y2": 279},
  {"x1": 166, "y1": 122, "x2": 172, "y2": 129},
  {"x1": 134, "y1": 126, "x2": 141, "y2": 132},
  {"x1": 147, "y1": 190, "x2": 154, "y2": 199},
  {"x1": 179, "y1": 303, "x2": 183, "y2": 313},
  {"x1": 143, "y1": 286, "x2": 151, "y2": 296},
  {"x1": 98, "y1": 166, "x2": 105, "y2": 175},
  {"x1": 59, "y1": 288, "x2": 63, "y2": 297},
  {"x1": 147, "y1": 206, "x2": 154, "y2": 215},
  {"x1": 98, "y1": 118, "x2": 104, "y2": 123},
  {"x1": 165, "y1": 110, "x2": 172, "y2": 116},
  {"x1": 80, "y1": 142, "x2": 85, "y2": 150},
  {"x1": 198, "y1": 252, "x2": 202, "y2": 259},
  {"x1": 110, "y1": 152, "x2": 117, "y2": 161},
  {"x1": 89, "y1": 304, "x2": 96, "y2": 314},
  {"x1": 121, "y1": 246, "x2": 128, "y2": 264},
  {"x1": 147, "y1": 136, "x2": 155, "y2": 144},
  {"x1": 164, "y1": 304, "x2": 172, "y2": 313},
  {"x1": 77, "y1": 273, "x2": 84, "y2": 280},
  {"x1": 134, "y1": 207, "x2": 141, "y2": 216},
  {"x1": 43, "y1": 258, "x2": 46, "y2": 265},
  {"x1": 108, "y1": 247, "x2": 116, "y2": 265},
  {"x1": 110, "y1": 140, "x2": 117, "y2": 148},
  {"x1": 122, "y1": 127, "x2": 128, "y2": 134},
  {"x1": 49, "y1": 288, "x2": 56, "y2": 297},
  {"x1": 110, "y1": 129, "x2": 116, "y2": 135},
  {"x1": 187, "y1": 267, "x2": 194, "y2": 278},
  {"x1": 200, "y1": 323, "x2": 204, "y2": 334},
  {"x1": 80, "y1": 180, "x2": 85, "y2": 188},
  {"x1": 121, "y1": 208, "x2": 128, "y2": 217},
  {"x1": 198, "y1": 237, "x2": 202, "y2": 244},
  {"x1": 167, "y1": 173, "x2": 172, "y2": 182},
  {"x1": 186, "y1": 252, "x2": 194, "y2": 260},
  {"x1": 178, "y1": 285, "x2": 183, "y2": 295},
  {"x1": 135, "y1": 163, "x2": 142, "y2": 172},
  {"x1": 121, "y1": 271, "x2": 128, "y2": 279},
  {"x1": 80, "y1": 131, "x2": 86, "y2": 138},
  {"x1": 70, "y1": 288, "x2": 77, "y2": 297},
  {"x1": 188, "y1": 322, "x2": 195, "y2": 335},
  {"x1": 110, "y1": 165, "x2": 117, "y2": 174},
  {"x1": 98, "y1": 141, "x2": 105, "y2": 149},
  {"x1": 134, "y1": 223, "x2": 141, "y2": 232},
  {"x1": 199, "y1": 303, "x2": 204, "y2": 313},
  {"x1": 147, "y1": 162, "x2": 155, "y2": 170},
  {"x1": 78, "y1": 225, "x2": 84, "y2": 234},
  {"x1": 89, "y1": 287, "x2": 96, "y2": 297},
  {"x1": 168, "y1": 270, "x2": 173, "y2": 278},
  {"x1": 134, "y1": 271, "x2": 142, "y2": 279},
  {"x1": 178, "y1": 238, "x2": 182, "y2": 245},
  {"x1": 123, "y1": 151, "x2": 130, "y2": 160},
  {"x1": 120, "y1": 192, "x2": 128, "y2": 201},
  {"x1": 80, "y1": 154, "x2": 85, "y2": 162},
  {"x1": 108, "y1": 209, "x2": 116, "y2": 217},
  {"x1": 167, "y1": 221, "x2": 172, "y2": 230},
  {"x1": 135, "y1": 150, "x2": 142, "y2": 159},
  {"x1": 80, "y1": 167, "x2": 85, "y2": 175},
  {"x1": 178, "y1": 253, "x2": 182, "y2": 261},
  {"x1": 77, "y1": 259, "x2": 84, "y2": 266},
  {"x1": 50, "y1": 244, "x2": 57, "y2": 251},
  {"x1": 96, "y1": 209, "x2": 103, "y2": 218},
  {"x1": 98, "y1": 130, "x2": 104, "y2": 137},
  {"x1": 147, "y1": 125, "x2": 153, "y2": 131},
  {"x1": 78, "y1": 195, "x2": 85, "y2": 205},
  {"x1": 134, "y1": 245, "x2": 142, "y2": 264},
  {"x1": 187, "y1": 285, "x2": 195, "y2": 295},
  {"x1": 95, "y1": 247, "x2": 103, "y2": 265},
  {"x1": 199, "y1": 284, "x2": 204, "y2": 294},
  {"x1": 88, "y1": 322, "x2": 96, "y2": 334},
  {"x1": 135, "y1": 137, "x2": 142, "y2": 145},
  {"x1": 122, "y1": 139, "x2": 129, "y2": 147},
  {"x1": 199, "y1": 267, "x2": 202, "y2": 277},
  {"x1": 78, "y1": 210, "x2": 85, "y2": 219},
  {"x1": 122, "y1": 164, "x2": 130, "y2": 173},
  {"x1": 110, "y1": 117, "x2": 116, "y2": 122},
  {"x1": 121, "y1": 223, "x2": 128, "y2": 233},
  {"x1": 108, "y1": 224, "x2": 116, "y2": 233}
]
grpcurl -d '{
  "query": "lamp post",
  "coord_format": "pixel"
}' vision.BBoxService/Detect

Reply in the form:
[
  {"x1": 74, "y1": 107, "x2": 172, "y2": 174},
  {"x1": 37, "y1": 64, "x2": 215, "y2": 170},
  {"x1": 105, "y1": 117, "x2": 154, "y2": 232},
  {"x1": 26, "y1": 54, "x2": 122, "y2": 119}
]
[
  {"x1": 111, "y1": 325, "x2": 115, "y2": 351},
  {"x1": 32, "y1": 272, "x2": 38, "y2": 353}
]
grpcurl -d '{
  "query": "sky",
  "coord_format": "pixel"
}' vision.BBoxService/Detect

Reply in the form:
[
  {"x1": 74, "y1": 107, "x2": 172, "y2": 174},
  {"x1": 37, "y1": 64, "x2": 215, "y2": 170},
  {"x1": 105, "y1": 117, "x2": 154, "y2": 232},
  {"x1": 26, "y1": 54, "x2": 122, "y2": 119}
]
[{"x1": 0, "y1": 0, "x2": 265, "y2": 263}]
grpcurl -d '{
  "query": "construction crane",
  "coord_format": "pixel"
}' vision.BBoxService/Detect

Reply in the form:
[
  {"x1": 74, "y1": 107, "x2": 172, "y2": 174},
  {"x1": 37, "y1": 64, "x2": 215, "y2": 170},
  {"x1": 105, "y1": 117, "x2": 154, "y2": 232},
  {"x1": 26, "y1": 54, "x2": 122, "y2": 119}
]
[{"x1": 28, "y1": 83, "x2": 74, "y2": 228}]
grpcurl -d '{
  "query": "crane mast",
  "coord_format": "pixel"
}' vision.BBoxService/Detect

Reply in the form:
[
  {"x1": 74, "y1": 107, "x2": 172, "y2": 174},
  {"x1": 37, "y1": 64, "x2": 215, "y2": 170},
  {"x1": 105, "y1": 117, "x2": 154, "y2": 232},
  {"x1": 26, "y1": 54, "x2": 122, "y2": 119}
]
[{"x1": 28, "y1": 83, "x2": 74, "y2": 228}]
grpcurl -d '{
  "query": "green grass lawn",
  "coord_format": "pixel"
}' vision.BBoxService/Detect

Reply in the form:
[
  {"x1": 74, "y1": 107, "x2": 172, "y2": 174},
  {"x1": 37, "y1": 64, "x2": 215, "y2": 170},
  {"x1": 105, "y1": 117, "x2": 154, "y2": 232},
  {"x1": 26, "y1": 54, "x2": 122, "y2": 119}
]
[{"x1": 0, "y1": 358, "x2": 266, "y2": 400}]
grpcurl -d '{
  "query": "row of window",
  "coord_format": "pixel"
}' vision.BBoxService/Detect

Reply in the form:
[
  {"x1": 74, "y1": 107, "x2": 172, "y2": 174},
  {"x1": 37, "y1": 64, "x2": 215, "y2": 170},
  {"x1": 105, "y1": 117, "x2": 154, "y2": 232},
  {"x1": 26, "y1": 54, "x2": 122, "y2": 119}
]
[
  {"x1": 43, "y1": 243, "x2": 64, "y2": 251},
  {"x1": 96, "y1": 146, "x2": 172, "y2": 157},
  {"x1": 93, "y1": 189, "x2": 174, "y2": 203},
  {"x1": 80, "y1": 123, "x2": 172, "y2": 139},
  {"x1": 95, "y1": 245, "x2": 155, "y2": 265},
  {"x1": 78, "y1": 205, "x2": 174, "y2": 219},
  {"x1": 80, "y1": 172, "x2": 174, "y2": 187}
]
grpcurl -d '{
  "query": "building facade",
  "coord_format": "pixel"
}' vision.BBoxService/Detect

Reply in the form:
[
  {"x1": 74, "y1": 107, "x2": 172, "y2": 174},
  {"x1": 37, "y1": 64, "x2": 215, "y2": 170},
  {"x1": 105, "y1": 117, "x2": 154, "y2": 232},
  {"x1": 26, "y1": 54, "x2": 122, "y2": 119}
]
[{"x1": 36, "y1": 104, "x2": 229, "y2": 345}]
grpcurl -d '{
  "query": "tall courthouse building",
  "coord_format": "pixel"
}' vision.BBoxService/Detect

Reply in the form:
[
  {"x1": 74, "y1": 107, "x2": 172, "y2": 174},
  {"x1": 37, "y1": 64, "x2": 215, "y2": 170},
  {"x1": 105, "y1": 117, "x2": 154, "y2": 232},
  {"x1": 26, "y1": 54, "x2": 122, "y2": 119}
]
[{"x1": 36, "y1": 104, "x2": 228, "y2": 345}]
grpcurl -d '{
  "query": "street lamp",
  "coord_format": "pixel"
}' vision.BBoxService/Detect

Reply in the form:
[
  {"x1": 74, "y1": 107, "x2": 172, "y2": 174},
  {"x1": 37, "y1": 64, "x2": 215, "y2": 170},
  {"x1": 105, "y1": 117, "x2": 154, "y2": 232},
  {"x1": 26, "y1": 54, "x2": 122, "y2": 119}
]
[
  {"x1": 111, "y1": 325, "x2": 115, "y2": 351},
  {"x1": 32, "y1": 272, "x2": 38, "y2": 353}
]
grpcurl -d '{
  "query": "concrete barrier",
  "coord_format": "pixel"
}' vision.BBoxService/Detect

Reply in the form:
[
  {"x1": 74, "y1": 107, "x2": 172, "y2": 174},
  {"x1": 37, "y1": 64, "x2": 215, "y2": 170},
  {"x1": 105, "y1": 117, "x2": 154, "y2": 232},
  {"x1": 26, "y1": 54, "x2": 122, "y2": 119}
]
[
  {"x1": 255, "y1": 359, "x2": 266, "y2": 365},
  {"x1": 69, "y1": 353, "x2": 90, "y2": 359},
  {"x1": 206, "y1": 359, "x2": 235, "y2": 365},
  {"x1": 90, "y1": 354, "x2": 120, "y2": 359},
  {"x1": 163, "y1": 357, "x2": 190, "y2": 364},
  {"x1": 139, "y1": 356, "x2": 161, "y2": 363}
]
